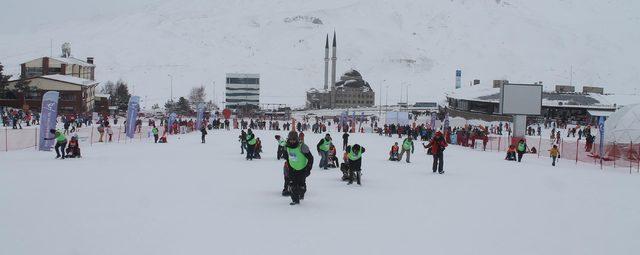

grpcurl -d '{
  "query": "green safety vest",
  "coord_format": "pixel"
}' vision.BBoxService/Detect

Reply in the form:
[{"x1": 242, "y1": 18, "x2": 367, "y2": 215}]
[
  {"x1": 402, "y1": 139, "x2": 412, "y2": 150},
  {"x1": 319, "y1": 138, "x2": 331, "y2": 151},
  {"x1": 518, "y1": 143, "x2": 525, "y2": 152},
  {"x1": 152, "y1": 128, "x2": 159, "y2": 135},
  {"x1": 287, "y1": 145, "x2": 308, "y2": 171},
  {"x1": 348, "y1": 148, "x2": 362, "y2": 161},
  {"x1": 247, "y1": 134, "x2": 257, "y2": 145},
  {"x1": 55, "y1": 131, "x2": 66, "y2": 143},
  {"x1": 278, "y1": 140, "x2": 286, "y2": 147}
]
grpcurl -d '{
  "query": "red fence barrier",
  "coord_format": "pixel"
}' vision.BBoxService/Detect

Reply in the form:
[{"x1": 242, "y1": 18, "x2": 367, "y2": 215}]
[{"x1": 462, "y1": 135, "x2": 640, "y2": 172}]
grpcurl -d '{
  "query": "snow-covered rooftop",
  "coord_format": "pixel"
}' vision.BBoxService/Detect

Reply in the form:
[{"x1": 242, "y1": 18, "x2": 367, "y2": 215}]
[
  {"x1": 446, "y1": 85, "x2": 638, "y2": 108},
  {"x1": 41, "y1": 74, "x2": 99, "y2": 87},
  {"x1": 49, "y1": 56, "x2": 95, "y2": 67}
]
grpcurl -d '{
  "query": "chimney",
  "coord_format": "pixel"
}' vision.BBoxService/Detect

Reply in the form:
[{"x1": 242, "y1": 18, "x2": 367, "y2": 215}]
[{"x1": 86, "y1": 57, "x2": 94, "y2": 64}]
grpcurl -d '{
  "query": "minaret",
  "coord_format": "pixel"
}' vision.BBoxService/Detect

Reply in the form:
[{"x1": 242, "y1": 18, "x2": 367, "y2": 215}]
[
  {"x1": 331, "y1": 31, "x2": 337, "y2": 91},
  {"x1": 324, "y1": 34, "x2": 329, "y2": 91}
]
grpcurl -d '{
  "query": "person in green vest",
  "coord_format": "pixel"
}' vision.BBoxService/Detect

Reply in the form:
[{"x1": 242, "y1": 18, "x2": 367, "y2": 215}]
[
  {"x1": 45, "y1": 129, "x2": 68, "y2": 159},
  {"x1": 246, "y1": 129, "x2": 257, "y2": 160},
  {"x1": 398, "y1": 134, "x2": 415, "y2": 163},
  {"x1": 346, "y1": 144, "x2": 366, "y2": 185},
  {"x1": 152, "y1": 125, "x2": 159, "y2": 143},
  {"x1": 283, "y1": 131, "x2": 314, "y2": 205},
  {"x1": 316, "y1": 133, "x2": 332, "y2": 170},
  {"x1": 275, "y1": 135, "x2": 286, "y2": 160},
  {"x1": 516, "y1": 139, "x2": 528, "y2": 163}
]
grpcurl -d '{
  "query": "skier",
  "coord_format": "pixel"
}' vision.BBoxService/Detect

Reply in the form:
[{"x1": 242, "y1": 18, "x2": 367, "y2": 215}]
[
  {"x1": 316, "y1": 134, "x2": 332, "y2": 169},
  {"x1": 516, "y1": 139, "x2": 528, "y2": 163},
  {"x1": 246, "y1": 129, "x2": 257, "y2": 160},
  {"x1": 283, "y1": 131, "x2": 314, "y2": 205},
  {"x1": 342, "y1": 131, "x2": 349, "y2": 151},
  {"x1": 398, "y1": 135, "x2": 415, "y2": 163},
  {"x1": 346, "y1": 144, "x2": 365, "y2": 185},
  {"x1": 549, "y1": 145, "x2": 560, "y2": 166},
  {"x1": 389, "y1": 142, "x2": 400, "y2": 161},
  {"x1": 200, "y1": 124, "x2": 207, "y2": 143},
  {"x1": 424, "y1": 131, "x2": 447, "y2": 174},
  {"x1": 45, "y1": 129, "x2": 67, "y2": 159}
]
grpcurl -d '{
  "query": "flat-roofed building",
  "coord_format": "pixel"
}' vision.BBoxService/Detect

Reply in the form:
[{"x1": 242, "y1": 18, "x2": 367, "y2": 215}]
[{"x1": 225, "y1": 73, "x2": 260, "y2": 110}]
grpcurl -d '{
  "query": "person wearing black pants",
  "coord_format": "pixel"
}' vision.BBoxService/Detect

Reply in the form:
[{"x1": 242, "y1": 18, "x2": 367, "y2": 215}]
[
  {"x1": 245, "y1": 129, "x2": 257, "y2": 160},
  {"x1": 342, "y1": 132, "x2": 349, "y2": 151},
  {"x1": 45, "y1": 129, "x2": 68, "y2": 159},
  {"x1": 432, "y1": 152, "x2": 444, "y2": 173},
  {"x1": 346, "y1": 144, "x2": 365, "y2": 185},
  {"x1": 424, "y1": 131, "x2": 447, "y2": 174},
  {"x1": 283, "y1": 131, "x2": 314, "y2": 205},
  {"x1": 516, "y1": 139, "x2": 528, "y2": 163},
  {"x1": 200, "y1": 125, "x2": 207, "y2": 143}
]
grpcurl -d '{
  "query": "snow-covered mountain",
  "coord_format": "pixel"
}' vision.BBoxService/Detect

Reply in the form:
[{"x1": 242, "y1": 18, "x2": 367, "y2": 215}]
[{"x1": 1, "y1": 0, "x2": 639, "y2": 107}]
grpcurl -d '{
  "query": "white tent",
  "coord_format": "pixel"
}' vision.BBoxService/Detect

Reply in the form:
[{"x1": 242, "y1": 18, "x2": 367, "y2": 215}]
[{"x1": 604, "y1": 104, "x2": 640, "y2": 144}]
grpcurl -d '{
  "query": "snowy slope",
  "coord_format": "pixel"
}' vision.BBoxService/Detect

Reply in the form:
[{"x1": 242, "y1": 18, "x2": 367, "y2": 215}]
[
  {"x1": 1, "y1": 0, "x2": 639, "y2": 107},
  {"x1": 1, "y1": 130, "x2": 639, "y2": 254}
]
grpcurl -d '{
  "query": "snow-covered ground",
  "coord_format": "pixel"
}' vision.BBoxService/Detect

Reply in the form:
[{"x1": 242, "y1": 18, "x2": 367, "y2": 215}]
[{"x1": 1, "y1": 129, "x2": 639, "y2": 254}]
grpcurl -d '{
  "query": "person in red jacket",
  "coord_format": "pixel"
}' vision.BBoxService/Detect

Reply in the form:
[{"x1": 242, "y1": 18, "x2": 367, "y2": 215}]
[{"x1": 424, "y1": 130, "x2": 447, "y2": 174}]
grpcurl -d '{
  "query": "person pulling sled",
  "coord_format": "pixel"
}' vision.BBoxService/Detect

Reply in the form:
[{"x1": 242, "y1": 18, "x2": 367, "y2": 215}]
[
  {"x1": 346, "y1": 144, "x2": 365, "y2": 185},
  {"x1": 283, "y1": 131, "x2": 314, "y2": 205}
]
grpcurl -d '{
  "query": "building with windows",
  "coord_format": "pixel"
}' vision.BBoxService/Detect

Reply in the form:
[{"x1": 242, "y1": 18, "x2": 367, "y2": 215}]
[
  {"x1": 21, "y1": 56, "x2": 95, "y2": 81},
  {"x1": 445, "y1": 84, "x2": 637, "y2": 125},
  {"x1": 225, "y1": 73, "x2": 260, "y2": 110},
  {"x1": 0, "y1": 44, "x2": 100, "y2": 113},
  {"x1": 2, "y1": 74, "x2": 99, "y2": 113},
  {"x1": 306, "y1": 32, "x2": 375, "y2": 109}
]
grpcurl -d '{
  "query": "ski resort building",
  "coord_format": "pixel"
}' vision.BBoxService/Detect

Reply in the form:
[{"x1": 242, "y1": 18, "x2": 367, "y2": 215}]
[
  {"x1": 21, "y1": 55, "x2": 96, "y2": 81},
  {"x1": 2, "y1": 75, "x2": 99, "y2": 113},
  {"x1": 0, "y1": 44, "x2": 101, "y2": 113},
  {"x1": 225, "y1": 73, "x2": 260, "y2": 110},
  {"x1": 445, "y1": 83, "x2": 637, "y2": 125},
  {"x1": 306, "y1": 33, "x2": 375, "y2": 109}
]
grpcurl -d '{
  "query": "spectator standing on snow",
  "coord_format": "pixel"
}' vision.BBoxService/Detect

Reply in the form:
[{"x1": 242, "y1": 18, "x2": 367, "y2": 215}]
[
  {"x1": 424, "y1": 131, "x2": 447, "y2": 174},
  {"x1": 275, "y1": 135, "x2": 286, "y2": 160},
  {"x1": 549, "y1": 145, "x2": 560, "y2": 166},
  {"x1": 152, "y1": 126, "x2": 159, "y2": 143},
  {"x1": 342, "y1": 131, "x2": 349, "y2": 151},
  {"x1": 283, "y1": 131, "x2": 314, "y2": 205},
  {"x1": 239, "y1": 130, "x2": 247, "y2": 154},
  {"x1": 398, "y1": 135, "x2": 415, "y2": 163},
  {"x1": 200, "y1": 124, "x2": 207, "y2": 143}
]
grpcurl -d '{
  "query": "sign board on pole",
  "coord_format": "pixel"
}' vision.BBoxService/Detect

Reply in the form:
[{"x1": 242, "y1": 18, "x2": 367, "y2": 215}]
[{"x1": 499, "y1": 84, "x2": 543, "y2": 115}]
